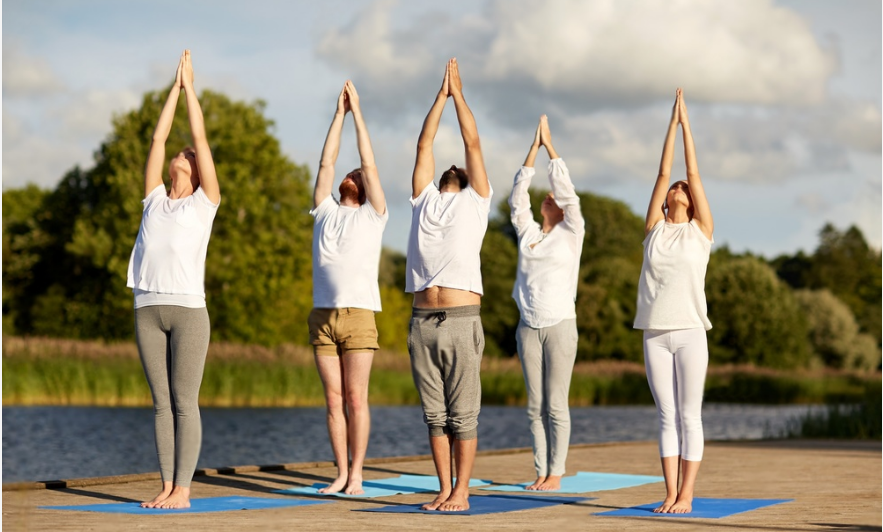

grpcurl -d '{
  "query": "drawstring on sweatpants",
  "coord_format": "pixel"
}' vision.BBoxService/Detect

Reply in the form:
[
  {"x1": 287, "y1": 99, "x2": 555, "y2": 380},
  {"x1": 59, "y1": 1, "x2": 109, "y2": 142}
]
[{"x1": 429, "y1": 311, "x2": 447, "y2": 326}]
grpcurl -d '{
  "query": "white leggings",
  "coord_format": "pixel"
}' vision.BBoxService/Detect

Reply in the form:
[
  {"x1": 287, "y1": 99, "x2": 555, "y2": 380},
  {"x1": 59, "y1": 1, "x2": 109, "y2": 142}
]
[{"x1": 643, "y1": 328, "x2": 708, "y2": 461}]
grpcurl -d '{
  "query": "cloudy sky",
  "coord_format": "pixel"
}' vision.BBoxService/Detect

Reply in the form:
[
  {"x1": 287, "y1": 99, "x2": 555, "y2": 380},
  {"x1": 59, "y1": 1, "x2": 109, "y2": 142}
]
[{"x1": 4, "y1": 0, "x2": 880, "y2": 257}]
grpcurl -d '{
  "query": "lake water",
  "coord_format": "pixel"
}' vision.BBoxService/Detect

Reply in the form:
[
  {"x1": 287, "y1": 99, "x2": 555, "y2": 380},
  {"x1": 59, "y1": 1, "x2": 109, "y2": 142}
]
[{"x1": 2, "y1": 404, "x2": 819, "y2": 483}]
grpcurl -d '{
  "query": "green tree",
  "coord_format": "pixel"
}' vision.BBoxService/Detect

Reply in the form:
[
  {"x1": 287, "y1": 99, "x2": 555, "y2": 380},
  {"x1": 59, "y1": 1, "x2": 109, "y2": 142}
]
[
  {"x1": 706, "y1": 255, "x2": 811, "y2": 368},
  {"x1": 794, "y1": 289, "x2": 881, "y2": 371},
  {"x1": 3, "y1": 87, "x2": 314, "y2": 345}
]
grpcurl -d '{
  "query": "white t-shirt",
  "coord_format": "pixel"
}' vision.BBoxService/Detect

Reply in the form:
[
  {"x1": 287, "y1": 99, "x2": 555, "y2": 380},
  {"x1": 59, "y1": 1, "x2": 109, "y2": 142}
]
[
  {"x1": 634, "y1": 219, "x2": 713, "y2": 331},
  {"x1": 127, "y1": 185, "x2": 220, "y2": 307},
  {"x1": 405, "y1": 183, "x2": 493, "y2": 294},
  {"x1": 311, "y1": 195, "x2": 388, "y2": 311},
  {"x1": 510, "y1": 159, "x2": 585, "y2": 328}
]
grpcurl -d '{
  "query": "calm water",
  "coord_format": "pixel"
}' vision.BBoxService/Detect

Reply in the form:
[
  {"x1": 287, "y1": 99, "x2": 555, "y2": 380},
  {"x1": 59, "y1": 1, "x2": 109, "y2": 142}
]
[{"x1": 2, "y1": 404, "x2": 817, "y2": 483}]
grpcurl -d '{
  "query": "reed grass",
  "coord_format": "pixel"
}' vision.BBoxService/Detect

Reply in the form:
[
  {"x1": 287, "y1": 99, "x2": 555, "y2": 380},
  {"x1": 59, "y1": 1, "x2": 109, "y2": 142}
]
[
  {"x1": 784, "y1": 380, "x2": 882, "y2": 439},
  {"x1": 3, "y1": 337, "x2": 879, "y2": 408}
]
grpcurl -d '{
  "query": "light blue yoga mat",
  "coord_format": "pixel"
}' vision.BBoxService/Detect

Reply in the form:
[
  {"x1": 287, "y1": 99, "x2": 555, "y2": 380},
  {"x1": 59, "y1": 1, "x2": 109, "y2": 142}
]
[
  {"x1": 595, "y1": 497, "x2": 793, "y2": 519},
  {"x1": 480, "y1": 471, "x2": 664, "y2": 494},
  {"x1": 357, "y1": 494, "x2": 591, "y2": 516},
  {"x1": 276, "y1": 474, "x2": 491, "y2": 498},
  {"x1": 41, "y1": 496, "x2": 331, "y2": 515}
]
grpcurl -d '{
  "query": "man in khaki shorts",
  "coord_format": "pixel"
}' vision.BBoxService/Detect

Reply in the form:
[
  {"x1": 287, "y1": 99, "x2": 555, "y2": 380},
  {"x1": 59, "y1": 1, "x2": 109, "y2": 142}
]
[{"x1": 308, "y1": 80, "x2": 387, "y2": 495}]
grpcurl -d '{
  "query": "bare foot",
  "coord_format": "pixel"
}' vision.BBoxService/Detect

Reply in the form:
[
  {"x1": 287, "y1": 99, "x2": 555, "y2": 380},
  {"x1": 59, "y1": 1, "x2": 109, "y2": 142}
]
[
  {"x1": 318, "y1": 475, "x2": 348, "y2": 494},
  {"x1": 654, "y1": 496, "x2": 677, "y2": 513},
  {"x1": 670, "y1": 495, "x2": 693, "y2": 514},
  {"x1": 537, "y1": 475, "x2": 562, "y2": 491},
  {"x1": 421, "y1": 489, "x2": 451, "y2": 511},
  {"x1": 438, "y1": 490, "x2": 469, "y2": 512},
  {"x1": 525, "y1": 476, "x2": 546, "y2": 490},
  {"x1": 344, "y1": 478, "x2": 364, "y2": 495},
  {"x1": 141, "y1": 485, "x2": 172, "y2": 508},
  {"x1": 155, "y1": 486, "x2": 191, "y2": 509}
]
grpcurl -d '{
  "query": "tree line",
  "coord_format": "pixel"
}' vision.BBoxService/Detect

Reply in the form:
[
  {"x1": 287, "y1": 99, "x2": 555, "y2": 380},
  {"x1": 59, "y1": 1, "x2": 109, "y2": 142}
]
[{"x1": 3, "y1": 88, "x2": 880, "y2": 371}]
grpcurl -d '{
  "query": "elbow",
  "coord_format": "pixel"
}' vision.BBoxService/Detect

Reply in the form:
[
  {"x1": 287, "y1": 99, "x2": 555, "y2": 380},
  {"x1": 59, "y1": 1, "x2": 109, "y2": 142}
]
[{"x1": 463, "y1": 136, "x2": 481, "y2": 150}]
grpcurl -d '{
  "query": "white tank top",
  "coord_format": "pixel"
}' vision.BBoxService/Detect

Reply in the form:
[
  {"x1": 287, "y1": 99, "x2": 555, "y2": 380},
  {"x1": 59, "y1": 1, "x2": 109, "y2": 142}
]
[{"x1": 634, "y1": 219, "x2": 713, "y2": 331}]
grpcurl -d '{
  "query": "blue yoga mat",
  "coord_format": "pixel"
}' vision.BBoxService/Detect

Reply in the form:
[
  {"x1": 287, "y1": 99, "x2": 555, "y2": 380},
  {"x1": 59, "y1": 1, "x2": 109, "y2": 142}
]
[
  {"x1": 356, "y1": 494, "x2": 591, "y2": 516},
  {"x1": 480, "y1": 471, "x2": 663, "y2": 494},
  {"x1": 41, "y1": 496, "x2": 330, "y2": 515},
  {"x1": 596, "y1": 497, "x2": 793, "y2": 519},
  {"x1": 276, "y1": 474, "x2": 491, "y2": 498}
]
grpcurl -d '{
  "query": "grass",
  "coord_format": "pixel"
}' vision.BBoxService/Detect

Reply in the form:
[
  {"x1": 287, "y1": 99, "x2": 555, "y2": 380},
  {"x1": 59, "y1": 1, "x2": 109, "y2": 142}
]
[
  {"x1": 3, "y1": 337, "x2": 880, "y2": 408},
  {"x1": 784, "y1": 380, "x2": 882, "y2": 439}
]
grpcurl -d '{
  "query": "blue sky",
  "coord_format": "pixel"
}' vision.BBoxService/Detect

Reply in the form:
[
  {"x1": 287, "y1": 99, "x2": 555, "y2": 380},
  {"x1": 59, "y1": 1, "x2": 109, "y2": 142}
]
[{"x1": 3, "y1": 0, "x2": 881, "y2": 257}]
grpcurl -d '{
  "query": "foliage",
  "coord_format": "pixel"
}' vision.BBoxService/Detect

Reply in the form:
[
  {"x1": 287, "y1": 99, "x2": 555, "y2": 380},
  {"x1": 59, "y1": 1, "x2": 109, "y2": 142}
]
[
  {"x1": 794, "y1": 289, "x2": 881, "y2": 370},
  {"x1": 785, "y1": 380, "x2": 882, "y2": 439},
  {"x1": 772, "y1": 224, "x2": 882, "y2": 346},
  {"x1": 706, "y1": 255, "x2": 811, "y2": 368},
  {"x1": 3, "y1": 88, "x2": 314, "y2": 345}
]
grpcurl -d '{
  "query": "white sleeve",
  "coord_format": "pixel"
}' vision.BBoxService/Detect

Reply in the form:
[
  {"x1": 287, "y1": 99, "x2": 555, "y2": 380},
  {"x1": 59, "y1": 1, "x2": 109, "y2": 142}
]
[
  {"x1": 509, "y1": 166, "x2": 538, "y2": 240},
  {"x1": 548, "y1": 158, "x2": 584, "y2": 235}
]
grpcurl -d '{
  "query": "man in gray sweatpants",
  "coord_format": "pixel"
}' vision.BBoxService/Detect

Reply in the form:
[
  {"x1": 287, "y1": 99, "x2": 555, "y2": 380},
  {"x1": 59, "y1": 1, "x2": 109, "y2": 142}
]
[{"x1": 404, "y1": 58, "x2": 492, "y2": 512}]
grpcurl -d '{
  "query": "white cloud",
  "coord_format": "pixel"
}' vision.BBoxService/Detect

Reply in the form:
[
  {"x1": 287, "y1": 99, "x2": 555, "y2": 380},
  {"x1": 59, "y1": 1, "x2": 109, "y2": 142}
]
[
  {"x1": 317, "y1": 0, "x2": 837, "y2": 120},
  {"x1": 2, "y1": 43, "x2": 65, "y2": 97}
]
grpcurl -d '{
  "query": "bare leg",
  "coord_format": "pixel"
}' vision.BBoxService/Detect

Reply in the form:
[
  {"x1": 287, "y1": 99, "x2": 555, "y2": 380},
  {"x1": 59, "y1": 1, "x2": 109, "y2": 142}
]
[
  {"x1": 422, "y1": 434, "x2": 454, "y2": 510},
  {"x1": 439, "y1": 437, "x2": 476, "y2": 511},
  {"x1": 155, "y1": 485, "x2": 191, "y2": 509},
  {"x1": 341, "y1": 350, "x2": 374, "y2": 495},
  {"x1": 537, "y1": 474, "x2": 562, "y2": 491},
  {"x1": 141, "y1": 480, "x2": 173, "y2": 508},
  {"x1": 670, "y1": 458, "x2": 701, "y2": 513},
  {"x1": 655, "y1": 455, "x2": 680, "y2": 513},
  {"x1": 315, "y1": 354, "x2": 349, "y2": 494}
]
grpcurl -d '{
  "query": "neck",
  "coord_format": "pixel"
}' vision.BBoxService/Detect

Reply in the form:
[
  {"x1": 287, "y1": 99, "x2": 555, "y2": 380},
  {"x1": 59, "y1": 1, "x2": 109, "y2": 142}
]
[
  {"x1": 340, "y1": 197, "x2": 361, "y2": 208},
  {"x1": 169, "y1": 180, "x2": 194, "y2": 200},
  {"x1": 666, "y1": 205, "x2": 690, "y2": 224}
]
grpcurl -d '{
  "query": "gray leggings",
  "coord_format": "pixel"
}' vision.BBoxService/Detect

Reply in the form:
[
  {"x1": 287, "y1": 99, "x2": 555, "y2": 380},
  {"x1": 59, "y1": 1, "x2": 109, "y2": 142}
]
[
  {"x1": 516, "y1": 318, "x2": 578, "y2": 477},
  {"x1": 135, "y1": 305, "x2": 210, "y2": 487},
  {"x1": 408, "y1": 306, "x2": 484, "y2": 440}
]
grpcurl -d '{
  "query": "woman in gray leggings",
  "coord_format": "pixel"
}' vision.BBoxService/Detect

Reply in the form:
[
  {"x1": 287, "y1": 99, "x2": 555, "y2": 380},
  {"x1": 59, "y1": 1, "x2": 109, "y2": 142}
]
[
  {"x1": 126, "y1": 50, "x2": 220, "y2": 509},
  {"x1": 509, "y1": 116, "x2": 585, "y2": 490}
]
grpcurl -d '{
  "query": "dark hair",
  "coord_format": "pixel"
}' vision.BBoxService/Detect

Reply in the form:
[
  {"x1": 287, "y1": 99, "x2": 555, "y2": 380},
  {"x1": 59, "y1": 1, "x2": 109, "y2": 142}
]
[{"x1": 439, "y1": 165, "x2": 468, "y2": 190}]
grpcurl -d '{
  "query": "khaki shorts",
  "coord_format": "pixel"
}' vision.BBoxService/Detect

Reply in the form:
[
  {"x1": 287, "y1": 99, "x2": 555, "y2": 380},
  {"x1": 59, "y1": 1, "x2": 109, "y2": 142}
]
[{"x1": 308, "y1": 307, "x2": 380, "y2": 356}]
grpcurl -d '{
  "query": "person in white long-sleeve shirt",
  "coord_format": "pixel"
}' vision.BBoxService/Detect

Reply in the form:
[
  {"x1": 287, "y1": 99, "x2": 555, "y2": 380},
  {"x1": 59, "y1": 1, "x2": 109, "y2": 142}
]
[
  {"x1": 509, "y1": 115, "x2": 585, "y2": 491},
  {"x1": 634, "y1": 88, "x2": 714, "y2": 515}
]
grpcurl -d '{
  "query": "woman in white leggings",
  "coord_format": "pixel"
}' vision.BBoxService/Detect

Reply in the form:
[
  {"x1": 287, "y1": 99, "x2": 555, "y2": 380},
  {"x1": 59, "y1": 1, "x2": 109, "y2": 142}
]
[
  {"x1": 127, "y1": 51, "x2": 220, "y2": 510},
  {"x1": 634, "y1": 89, "x2": 713, "y2": 514},
  {"x1": 509, "y1": 116, "x2": 584, "y2": 490}
]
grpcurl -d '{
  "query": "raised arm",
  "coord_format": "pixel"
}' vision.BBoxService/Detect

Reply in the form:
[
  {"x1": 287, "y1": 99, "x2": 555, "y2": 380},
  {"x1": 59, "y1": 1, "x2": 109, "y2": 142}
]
[
  {"x1": 346, "y1": 81, "x2": 385, "y2": 215},
  {"x1": 181, "y1": 50, "x2": 219, "y2": 205},
  {"x1": 314, "y1": 84, "x2": 348, "y2": 208},
  {"x1": 509, "y1": 120, "x2": 542, "y2": 238},
  {"x1": 679, "y1": 91, "x2": 713, "y2": 239},
  {"x1": 412, "y1": 64, "x2": 449, "y2": 198},
  {"x1": 541, "y1": 116, "x2": 583, "y2": 233},
  {"x1": 143, "y1": 53, "x2": 183, "y2": 197},
  {"x1": 644, "y1": 89, "x2": 680, "y2": 235},
  {"x1": 448, "y1": 58, "x2": 490, "y2": 198}
]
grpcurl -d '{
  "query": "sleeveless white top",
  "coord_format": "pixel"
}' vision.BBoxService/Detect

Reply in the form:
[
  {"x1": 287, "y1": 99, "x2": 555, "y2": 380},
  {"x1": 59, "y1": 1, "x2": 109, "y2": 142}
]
[
  {"x1": 127, "y1": 185, "x2": 219, "y2": 308},
  {"x1": 634, "y1": 219, "x2": 713, "y2": 331},
  {"x1": 310, "y1": 195, "x2": 388, "y2": 311},
  {"x1": 405, "y1": 183, "x2": 492, "y2": 294}
]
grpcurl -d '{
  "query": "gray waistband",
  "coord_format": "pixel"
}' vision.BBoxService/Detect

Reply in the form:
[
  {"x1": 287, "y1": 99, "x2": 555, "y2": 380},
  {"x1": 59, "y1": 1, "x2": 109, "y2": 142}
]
[{"x1": 411, "y1": 305, "x2": 481, "y2": 319}]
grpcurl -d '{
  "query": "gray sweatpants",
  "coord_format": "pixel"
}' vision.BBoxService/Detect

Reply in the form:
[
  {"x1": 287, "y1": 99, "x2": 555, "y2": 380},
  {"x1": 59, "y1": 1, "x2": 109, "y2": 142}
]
[
  {"x1": 135, "y1": 305, "x2": 210, "y2": 487},
  {"x1": 408, "y1": 306, "x2": 483, "y2": 440},
  {"x1": 516, "y1": 318, "x2": 578, "y2": 477}
]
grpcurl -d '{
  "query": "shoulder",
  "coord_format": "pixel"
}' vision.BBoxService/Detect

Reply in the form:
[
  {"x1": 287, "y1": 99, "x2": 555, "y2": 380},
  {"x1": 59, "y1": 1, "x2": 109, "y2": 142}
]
[
  {"x1": 310, "y1": 195, "x2": 338, "y2": 218},
  {"x1": 410, "y1": 183, "x2": 439, "y2": 207},
  {"x1": 689, "y1": 219, "x2": 714, "y2": 245}
]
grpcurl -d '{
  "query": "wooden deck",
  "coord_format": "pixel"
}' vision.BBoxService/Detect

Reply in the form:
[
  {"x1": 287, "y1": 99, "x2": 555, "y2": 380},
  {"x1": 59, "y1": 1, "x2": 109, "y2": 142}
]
[{"x1": 3, "y1": 439, "x2": 880, "y2": 531}]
